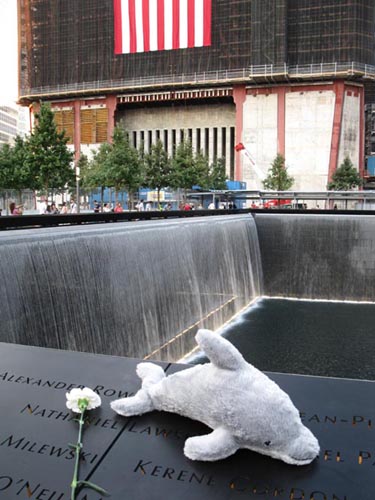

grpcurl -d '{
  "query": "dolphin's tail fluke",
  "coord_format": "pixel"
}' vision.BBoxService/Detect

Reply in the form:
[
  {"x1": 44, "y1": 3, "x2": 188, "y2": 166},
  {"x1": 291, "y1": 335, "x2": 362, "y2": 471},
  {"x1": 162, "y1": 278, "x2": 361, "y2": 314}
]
[
  {"x1": 110, "y1": 363, "x2": 165, "y2": 417},
  {"x1": 136, "y1": 362, "x2": 166, "y2": 389},
  {"x1": 196, "y1": 329, "x2": 245, "y2": 371}
]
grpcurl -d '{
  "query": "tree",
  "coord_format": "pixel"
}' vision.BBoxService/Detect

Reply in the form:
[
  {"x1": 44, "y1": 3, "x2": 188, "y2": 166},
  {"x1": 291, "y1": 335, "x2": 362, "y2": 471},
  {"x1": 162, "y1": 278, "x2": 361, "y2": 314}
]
[
  {"x1": 208, "y1": 157, "x2": 227, "y2": 190},
  {"x1": 0, "y1": 136, "x2": 33, "y2": 192},
  {"x1": 262, "y1": 154, "x2": 294, "y2": 191},
  {"x1": 328, "y1": 156, "x2": 361, "y2": 190},
  {"x1": 144, "y1": 140, "x2": 171, "y2": 204},
  {"x1": 11, "y1": 136, "x2": 34, "y2": 191},
  {"x1": 170, "y1": 140, "x2": 208, "y2": 198},
  {"x1": 106, "y1": 127, "x2": 143, "y2": 209},
  {"x1": 0, "y1": 136, "x2": 35, "y2": 208},
  {"x1": 0, "y1": 143, "x2": 14, "y2": 190},
  {"x1": 80, "y1": 143, "x2": 112, "y2": 209},
  {"x1": 193, "y1": 151, "x2": 210, "y2": 190},
  {"x1": 26, "y1": 103, "x2": 74, "y2": 198},
  {"x1": 76, "y1": 153, "x2": 91, "y2": 205}
]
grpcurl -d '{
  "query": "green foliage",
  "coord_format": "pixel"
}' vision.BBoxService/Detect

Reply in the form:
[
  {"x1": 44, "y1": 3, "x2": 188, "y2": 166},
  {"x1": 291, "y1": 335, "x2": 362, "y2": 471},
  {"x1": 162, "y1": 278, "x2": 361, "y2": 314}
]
[
  {"x1": 0, "y1": 136, "x2": 34, "y2": 191},
  {"x1": 84, "y1": 143, "x2": 112, "y2": 190},
  {"x1": 170, "y1": 141, "x2": 209, "y2": 191},
  {"x1": 170, "y1": 140, "x2": 194, "y2": 189},
  {"x1": 144, "y1": 140, "x2": 171, "y2": 202},
  {"x1": 194, "y1": 151, "x2": 210, "y2": 190},
  {"x1": 209, "y1": 157, "x2": 227, "y2": 190},
  {"x1": 0, "y1": 143, "x2": 14, "y2": 190},
  {"x1": 106, "y1": 127, "x2": 143, "y2": 195},
  {"x1": 11, "y1": 136, "x2": 33, "y2": 190},
  {"x1": 328, "y1": 156, "x2": 361, "y2": 190},
  {"x1": 262, "y1": 154, "x2": 294, "y2": 191},
  {"x1": 26, "y1": 103, "x2": 74, "y2": 195}
]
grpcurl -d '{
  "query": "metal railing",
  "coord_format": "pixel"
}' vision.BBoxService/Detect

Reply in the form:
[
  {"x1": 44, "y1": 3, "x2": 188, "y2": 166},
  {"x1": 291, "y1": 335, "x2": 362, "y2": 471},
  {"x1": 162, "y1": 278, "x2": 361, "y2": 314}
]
[{"x1": 19, "y1": 62, "x2": 375, "y2": 100}]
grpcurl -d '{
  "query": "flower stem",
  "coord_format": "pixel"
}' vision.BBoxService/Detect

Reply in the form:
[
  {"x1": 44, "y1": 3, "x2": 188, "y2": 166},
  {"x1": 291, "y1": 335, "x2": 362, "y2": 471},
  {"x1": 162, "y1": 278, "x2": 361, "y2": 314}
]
[{"x1": 71, "y1": 407, "x2": 86, "y2": 500}]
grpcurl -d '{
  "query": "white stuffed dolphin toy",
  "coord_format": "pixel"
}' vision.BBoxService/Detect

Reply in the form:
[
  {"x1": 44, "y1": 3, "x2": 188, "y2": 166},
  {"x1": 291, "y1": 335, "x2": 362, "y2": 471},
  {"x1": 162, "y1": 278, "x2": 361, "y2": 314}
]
[{"x1": 111, "y1": 329, "x2": 319, "y2": 466}]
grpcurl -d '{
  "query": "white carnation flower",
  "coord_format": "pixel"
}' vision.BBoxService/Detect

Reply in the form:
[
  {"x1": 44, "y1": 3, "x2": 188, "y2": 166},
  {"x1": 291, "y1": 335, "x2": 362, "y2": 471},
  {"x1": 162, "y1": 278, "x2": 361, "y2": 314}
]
[{"x1": 66, "y1": 387, "x2": 101, "y2": 413}]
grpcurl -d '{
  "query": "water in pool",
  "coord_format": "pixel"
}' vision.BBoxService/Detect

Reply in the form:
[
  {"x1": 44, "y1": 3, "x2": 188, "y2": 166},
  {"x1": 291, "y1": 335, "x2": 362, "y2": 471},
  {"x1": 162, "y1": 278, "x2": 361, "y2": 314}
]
[{"x1": 190, "y1": 298, "x2": 375, "y2": 380}]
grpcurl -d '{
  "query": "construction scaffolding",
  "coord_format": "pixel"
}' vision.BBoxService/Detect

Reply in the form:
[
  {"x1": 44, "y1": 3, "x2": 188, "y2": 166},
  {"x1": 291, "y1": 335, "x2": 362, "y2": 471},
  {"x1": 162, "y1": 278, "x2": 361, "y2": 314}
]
[
  {"x1": 18, "y1": 0, "x2": 375, "y2": 101},
  {"x1": 287, "y1": 0, "x2": 375, "y2": 66}
]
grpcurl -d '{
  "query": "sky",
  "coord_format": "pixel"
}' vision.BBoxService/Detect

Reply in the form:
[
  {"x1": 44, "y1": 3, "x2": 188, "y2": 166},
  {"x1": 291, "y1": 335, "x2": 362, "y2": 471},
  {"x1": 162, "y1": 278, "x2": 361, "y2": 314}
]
[{"x1": 0, "y1": 0, "x2": 18, "y2": 105}]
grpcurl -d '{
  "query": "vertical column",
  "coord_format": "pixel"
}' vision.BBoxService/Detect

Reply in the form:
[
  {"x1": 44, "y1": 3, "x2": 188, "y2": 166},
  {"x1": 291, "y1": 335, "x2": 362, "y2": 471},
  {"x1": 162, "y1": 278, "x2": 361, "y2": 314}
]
[
  {"x1": 277, "y1": 87, "x2": 286, "y2": 157},
  {"x1": 217, "y1": 127, "x2": 223, "y2": 160},
  {"x1": 151, "y1": 129, "x2": 157, "y2": 148},
  {"x1": 233, "y1": 85, "x2": 247, "y2": 181},
  {"x1": 328, "y1": 81, "x2": 345, "y2": 183},
  {"x1": 208, "y1": 127, "x2": 214, "y2": 165},
  {"x1": 73, "y1": 100, "x2": 81, "y2": 212},
  {"x1": 225, "y1": 126, "x2": 231, "y2": 177},
  {"x1": 73, "y1": 100, "x2": 81, "y2": 163},
  {"x1": 29, "y1": 101, "x2": 40, "y2": 132},
  {"x1": 192, "y1": 128, "x2": 197, "y2": 153},
  {"x1": 167, "y1": 129, "x2": 173, "y2": 157},
  {"x1": 175, "y1": 128, "x2": 181, "y2": 151},
  {"x1": 359, "y1": 85, "x2": 365, "y2": 181},
  {"x1": 106, "y1": 95, "x2": 117, "y2": 143},
  {"x1": 197, "y1": 127, "x2": 205, "y2": 155}
]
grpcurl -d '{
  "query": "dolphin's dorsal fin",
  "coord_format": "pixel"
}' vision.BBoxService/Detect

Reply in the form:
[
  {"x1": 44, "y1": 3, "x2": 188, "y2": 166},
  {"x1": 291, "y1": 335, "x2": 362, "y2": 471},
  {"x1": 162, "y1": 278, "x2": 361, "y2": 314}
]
[{"x1": 196, "y1": 329, "x2": 245, "y2": 371}]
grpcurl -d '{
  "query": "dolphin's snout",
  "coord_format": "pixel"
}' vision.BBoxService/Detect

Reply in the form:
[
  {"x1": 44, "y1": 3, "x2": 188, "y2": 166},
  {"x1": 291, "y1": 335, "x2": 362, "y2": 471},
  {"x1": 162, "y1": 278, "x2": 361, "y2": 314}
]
[{"x1": 288, "y1": 426, "x2": 320, "y2": 464}]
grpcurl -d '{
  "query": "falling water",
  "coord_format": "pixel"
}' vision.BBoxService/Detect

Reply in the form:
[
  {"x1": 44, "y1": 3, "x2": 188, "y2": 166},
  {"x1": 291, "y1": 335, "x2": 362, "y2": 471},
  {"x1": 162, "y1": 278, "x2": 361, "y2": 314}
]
[
  {"x1": 0, "y1": 215, "x2": 262, "y2": 361},
  {"x1": 254, "y1": 213, "x2": 375, "y2": 301}
]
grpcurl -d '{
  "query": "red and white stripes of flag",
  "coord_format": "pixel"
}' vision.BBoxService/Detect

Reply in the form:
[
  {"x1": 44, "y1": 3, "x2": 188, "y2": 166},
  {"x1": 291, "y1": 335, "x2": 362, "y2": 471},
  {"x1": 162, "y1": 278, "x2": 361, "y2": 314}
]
[{"x1": 114, "y1": 0, "x2": 212, "y2": 54}]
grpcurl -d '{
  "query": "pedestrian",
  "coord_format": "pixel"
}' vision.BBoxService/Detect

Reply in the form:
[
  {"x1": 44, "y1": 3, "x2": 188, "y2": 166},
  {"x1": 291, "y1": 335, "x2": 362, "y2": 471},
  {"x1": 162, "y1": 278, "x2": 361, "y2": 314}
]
[
  {"x1": 60, "y1": 202, "x2": 68, "y2": 214},
  {"x1": 93, "y1": 200, "x2": 100, "y2": 213},
  {"x1": 50, "y1": 202, "x2": 59, "y2": 214},
  {"x1": 40, "y1": 200, "x2": 48, "y2": 214},
  {"x1": 136, "y1": 200, "x2": 145, "y2": 211},
  {"x1": 114, "y1": 202, "x2": 123, "y2": 213},
  {"x1": 70, "y1": 199, "x2": 78, "y2": 213},
  {"x1": 9, "y1": 202, "x2": 22, "y2": 215}
]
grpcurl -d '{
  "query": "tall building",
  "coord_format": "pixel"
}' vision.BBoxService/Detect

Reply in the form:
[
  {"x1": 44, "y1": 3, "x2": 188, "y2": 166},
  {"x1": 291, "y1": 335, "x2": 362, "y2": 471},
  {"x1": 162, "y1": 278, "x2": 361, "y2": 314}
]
[
  {"x1": 0, "y1": 104, "x2": 19, "y2": 145},
  {"x1": 18, "y1": 0, "x2": 375, "y2": 190},
  {"x1": 0, "y1": 103, "x2": 30, "y2": 146}
]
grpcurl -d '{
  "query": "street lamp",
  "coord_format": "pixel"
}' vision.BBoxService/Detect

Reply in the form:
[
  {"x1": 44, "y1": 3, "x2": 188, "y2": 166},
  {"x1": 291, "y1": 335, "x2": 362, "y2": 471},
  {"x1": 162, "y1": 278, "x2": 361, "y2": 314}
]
[{"x1": 76, "y1": 163, "x2": 80, "y2": 214}]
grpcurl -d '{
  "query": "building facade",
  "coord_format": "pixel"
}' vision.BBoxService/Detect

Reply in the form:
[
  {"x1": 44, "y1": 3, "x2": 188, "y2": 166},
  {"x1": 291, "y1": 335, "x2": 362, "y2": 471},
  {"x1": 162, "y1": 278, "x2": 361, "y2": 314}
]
[
  {"x1": 18, "y1": 0, "x2": 375, "y2": 191},
  {"x1": 0, "y1": 105, "x2": 18, "y2": 145}
]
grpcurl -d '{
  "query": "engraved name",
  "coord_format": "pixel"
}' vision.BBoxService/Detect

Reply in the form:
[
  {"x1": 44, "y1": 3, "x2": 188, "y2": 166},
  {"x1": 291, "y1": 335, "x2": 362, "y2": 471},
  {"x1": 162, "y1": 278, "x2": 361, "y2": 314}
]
[
  {"x1": 0, "y1": 371, "x2": 133, "y2": 398},
  {"x1": 0, "y1": 434, "x2": 98, "y2": 463}
]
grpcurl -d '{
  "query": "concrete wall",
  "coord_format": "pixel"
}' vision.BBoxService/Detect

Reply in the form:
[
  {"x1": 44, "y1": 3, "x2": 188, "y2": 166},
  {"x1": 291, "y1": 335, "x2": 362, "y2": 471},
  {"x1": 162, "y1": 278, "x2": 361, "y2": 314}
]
[
  {"x1": 338, "y1": 90, "x2": 360, "y2": 168},
  {"x1": 241, "y1": 88, "x2": 339, "y2": 191},
  {"x1": 254, "y1": 213, "x2": 375, "y2": 301},
  {"x1": 117, "y1": 103, "x2": 236, "y2": 174},
  {"x1": 242, "y1": 94, "x2": 278, "y2": 189},
  {"x1": 285, "y1": 90, "x2": 335, "y2": 191}
]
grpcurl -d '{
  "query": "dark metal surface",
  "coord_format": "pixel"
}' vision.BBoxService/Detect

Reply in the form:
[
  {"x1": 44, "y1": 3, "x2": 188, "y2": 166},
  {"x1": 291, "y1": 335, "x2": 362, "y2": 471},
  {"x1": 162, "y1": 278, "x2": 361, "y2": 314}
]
[
  {"x1": 0, "y1": 209, "x2": 250, "y2": 230},
  {"x1": 2, "y1": 209, "x2": 375, "y2": 231},
  {"x1": 0, "y1": 342, "x2": 374, "y2": 499}
]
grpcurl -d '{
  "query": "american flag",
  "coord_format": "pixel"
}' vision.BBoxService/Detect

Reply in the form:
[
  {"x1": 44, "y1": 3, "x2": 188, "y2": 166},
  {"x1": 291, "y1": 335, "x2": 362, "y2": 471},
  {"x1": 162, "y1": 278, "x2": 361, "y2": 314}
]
[{"x1": 114, "y1": 0, "x2": 212, "y2": 54}]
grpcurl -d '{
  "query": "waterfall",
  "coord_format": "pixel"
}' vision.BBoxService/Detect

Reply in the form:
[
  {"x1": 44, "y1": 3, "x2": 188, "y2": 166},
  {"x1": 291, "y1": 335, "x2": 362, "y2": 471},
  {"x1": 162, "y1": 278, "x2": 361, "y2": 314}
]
[
  {"x1": 0, "y1": 215, "x2": 263, "y2": 361},
  {"x1": 254, "y1": 213, "x2": 375, "y2": 301}
]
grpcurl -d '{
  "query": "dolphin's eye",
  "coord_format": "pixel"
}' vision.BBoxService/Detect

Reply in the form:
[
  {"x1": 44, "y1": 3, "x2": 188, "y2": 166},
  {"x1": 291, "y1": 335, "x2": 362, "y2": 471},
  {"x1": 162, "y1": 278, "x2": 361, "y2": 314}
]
[{"x1": 264, "y1": 441, "x2": 271, "y2": 446}]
